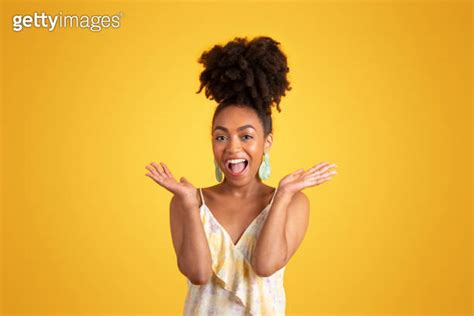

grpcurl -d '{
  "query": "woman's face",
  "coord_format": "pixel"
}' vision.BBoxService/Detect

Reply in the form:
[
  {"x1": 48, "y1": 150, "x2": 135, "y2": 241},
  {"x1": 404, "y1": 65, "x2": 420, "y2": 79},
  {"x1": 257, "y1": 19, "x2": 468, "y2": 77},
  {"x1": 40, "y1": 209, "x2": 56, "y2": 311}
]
[{"x1": 212, "y1": 105, "x2": 272, "y2": 183}]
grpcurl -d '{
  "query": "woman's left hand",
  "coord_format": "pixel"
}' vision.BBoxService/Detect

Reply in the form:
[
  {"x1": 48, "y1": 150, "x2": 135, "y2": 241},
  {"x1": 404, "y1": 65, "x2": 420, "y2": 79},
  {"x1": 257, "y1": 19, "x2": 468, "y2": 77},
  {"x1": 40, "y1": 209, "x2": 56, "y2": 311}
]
[{"x1": 278, "y1": 161, "x2": 338, "y2": 196}]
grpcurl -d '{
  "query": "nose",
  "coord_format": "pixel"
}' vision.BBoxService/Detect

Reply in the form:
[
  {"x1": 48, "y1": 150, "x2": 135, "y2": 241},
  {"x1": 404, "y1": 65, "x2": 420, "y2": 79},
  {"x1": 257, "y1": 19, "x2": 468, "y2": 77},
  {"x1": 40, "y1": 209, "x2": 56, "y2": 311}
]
[{"x1": 226, "y1": 136, "x2": 242, "y2": 153}]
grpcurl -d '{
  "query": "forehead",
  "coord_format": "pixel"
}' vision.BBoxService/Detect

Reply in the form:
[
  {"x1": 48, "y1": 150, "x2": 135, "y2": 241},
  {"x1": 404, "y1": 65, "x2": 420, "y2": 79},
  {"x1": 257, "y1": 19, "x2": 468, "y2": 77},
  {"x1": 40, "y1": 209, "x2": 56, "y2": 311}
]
[{"x1": 213, "y1": 106, "x2": 261, "y2": 131}]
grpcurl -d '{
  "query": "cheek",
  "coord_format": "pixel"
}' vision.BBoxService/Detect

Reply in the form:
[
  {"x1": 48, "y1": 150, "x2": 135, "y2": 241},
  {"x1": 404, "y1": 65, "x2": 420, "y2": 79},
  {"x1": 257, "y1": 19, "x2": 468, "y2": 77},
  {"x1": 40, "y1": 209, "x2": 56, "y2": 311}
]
[
  {"x1": 212, "y1": 143, "x2": 224, "y2": 158},
  {"x1": 246, "y1": 144, "x2": 263, "y2": 162},
  {"x1": 247, "y1": 142, "x2": 261, "y2": 153},
  {"x1": 212, "y1": 148, "x2": 220, "y2": 158}
]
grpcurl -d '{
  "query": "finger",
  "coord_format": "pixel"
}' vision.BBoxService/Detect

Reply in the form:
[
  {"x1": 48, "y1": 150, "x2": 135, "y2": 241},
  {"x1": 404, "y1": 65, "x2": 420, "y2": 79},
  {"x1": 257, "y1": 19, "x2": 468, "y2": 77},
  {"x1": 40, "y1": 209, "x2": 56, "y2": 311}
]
[
  {"x1": 145, "y1": 172, "x2": 163, "y2": 184},
  {"x1": 151, "y1": 162, "x2": 166, "y2": 177},
  {"x1": 304, "y1": 177, "x2": 329, "y2": 187},
  {"x1": 305, "y1": 173, "x2": 332, "y2": 184},
  {"x1": 312, "y1": 161, "x2": 330, "y2": 170},
  {"x1": 284, "y1": 168, "x2": 305, "y2": 179},
  {"x1": 319, "y1": 163, "x2": 337, "y2": 174},
  {"x1": 153, "y1": 172, "x2": 170, "y2": 186},
  {"x1": 148, "y1": 164, "x2": 165, "y2": 182},
  {"x1": 293, "y1": 168, "x2": 305, "y2": 175},
  {"x1": 304, "y1": 168, "x2": 320, "y2": 177},
  {"x1": 161, "y1": 162, "x2": 174, "y2": 178},
  {"x1": 148, "y1": 167, "x2": 166, "y2": 183},
  {"x1": 149, "y1": 162, "x2": 159, "y2": 173},
  {"x1": 312, "y1": 175, "x2": 333, "y2": 185},
  {"x1": 306, "y1": 162, "x2": 336, "y2": 176},
  {"x1": 312, "y1": 169, "x2": 337, "y2": 179},
  {"x1": 145, "y1": 165, "x2": 158, "y2": 176},
  {"x1": 304, "y1": 162, "x2": 326, "y2": 175},
  {"x1": 320, "y1": 176, "x2": 332, "y2": 184},
  {"x1": 303, "y1": 166, "x2": 323, "y2": 177},
  {"x1": 145, "y1": 172, "x2": 160, "y2": 182},
  {"x1": 145, "y1": 166, "x2": 161, "y2": 178}
]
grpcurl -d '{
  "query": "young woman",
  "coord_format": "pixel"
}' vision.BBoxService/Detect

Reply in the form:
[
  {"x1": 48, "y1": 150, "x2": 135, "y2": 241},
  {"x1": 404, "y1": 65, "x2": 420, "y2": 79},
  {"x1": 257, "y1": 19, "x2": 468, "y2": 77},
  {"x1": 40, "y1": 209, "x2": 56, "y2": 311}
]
[{"x1": 145, "y1": 36, "x2": 337, "y2": 315}]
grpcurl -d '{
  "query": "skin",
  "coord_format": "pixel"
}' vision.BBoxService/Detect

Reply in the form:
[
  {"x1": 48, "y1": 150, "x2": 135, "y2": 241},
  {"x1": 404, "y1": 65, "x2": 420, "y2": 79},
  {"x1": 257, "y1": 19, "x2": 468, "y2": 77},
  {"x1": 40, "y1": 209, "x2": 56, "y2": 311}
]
[
  {"x1": 211, "y1": 105, "x2": 274, "y2": 199},
  {"x1": 145, "y1": 105, "x2": 338, "y2": 283}
]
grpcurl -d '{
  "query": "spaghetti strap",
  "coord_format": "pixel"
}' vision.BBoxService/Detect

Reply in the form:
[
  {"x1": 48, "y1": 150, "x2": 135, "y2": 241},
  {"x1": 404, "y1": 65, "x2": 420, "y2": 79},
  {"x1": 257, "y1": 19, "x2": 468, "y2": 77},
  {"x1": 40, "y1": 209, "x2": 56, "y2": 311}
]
[
  {"x1": 270, "y1": 187, "x2": 278, "y2": 205},
  {"x1": 199, "y1": 188, "x2": 206, "y2": 206}
]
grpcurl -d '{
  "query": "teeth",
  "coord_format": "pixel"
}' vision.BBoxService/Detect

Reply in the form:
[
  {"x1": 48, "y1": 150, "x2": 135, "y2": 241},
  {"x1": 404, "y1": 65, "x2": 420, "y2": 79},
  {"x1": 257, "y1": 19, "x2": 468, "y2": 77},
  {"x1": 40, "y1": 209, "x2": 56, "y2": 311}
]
[{"x1": 227, "y1": 158, "x2": 246, "y2": 164}]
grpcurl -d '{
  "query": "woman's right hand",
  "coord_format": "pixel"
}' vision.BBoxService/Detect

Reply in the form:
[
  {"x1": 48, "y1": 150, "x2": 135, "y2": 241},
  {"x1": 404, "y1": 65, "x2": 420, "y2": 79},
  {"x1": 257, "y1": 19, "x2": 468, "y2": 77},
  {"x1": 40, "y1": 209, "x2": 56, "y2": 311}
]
[{"x1": 145, "y1": 162, "x2": 199, "y2": 209}]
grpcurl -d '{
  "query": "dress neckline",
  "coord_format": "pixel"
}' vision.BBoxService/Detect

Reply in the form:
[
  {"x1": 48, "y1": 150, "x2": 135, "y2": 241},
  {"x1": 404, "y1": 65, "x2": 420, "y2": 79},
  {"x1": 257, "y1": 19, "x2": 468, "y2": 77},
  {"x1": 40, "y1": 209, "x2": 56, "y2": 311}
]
[{"x1": 199, "y1": 187, "x2": 278, "y2": 248}]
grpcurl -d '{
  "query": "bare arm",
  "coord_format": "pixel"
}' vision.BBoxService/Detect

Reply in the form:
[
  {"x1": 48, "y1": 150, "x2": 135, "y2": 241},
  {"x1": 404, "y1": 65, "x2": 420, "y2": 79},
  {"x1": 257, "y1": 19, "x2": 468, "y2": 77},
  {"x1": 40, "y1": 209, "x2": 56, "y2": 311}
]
[
  {"x1": 251, "y1": 162, "x2": 337, "y2": 277},
  {"x1": 251, "y1": 190, "x2": 293, "y2": 276},
  {"x1": 144, "y1": 161, "x2": 213, "y2": 285},
  {"x1": 170, "y1": 194, "x2": 212, "y2": 285}
]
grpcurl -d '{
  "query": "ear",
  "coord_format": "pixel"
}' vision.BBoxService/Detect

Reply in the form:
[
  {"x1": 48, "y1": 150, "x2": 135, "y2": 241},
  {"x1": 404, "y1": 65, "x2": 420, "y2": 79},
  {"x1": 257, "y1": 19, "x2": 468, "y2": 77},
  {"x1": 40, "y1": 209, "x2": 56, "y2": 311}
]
[{"x1": 264, "y1": 133, "x2": 273, "y2": 152}]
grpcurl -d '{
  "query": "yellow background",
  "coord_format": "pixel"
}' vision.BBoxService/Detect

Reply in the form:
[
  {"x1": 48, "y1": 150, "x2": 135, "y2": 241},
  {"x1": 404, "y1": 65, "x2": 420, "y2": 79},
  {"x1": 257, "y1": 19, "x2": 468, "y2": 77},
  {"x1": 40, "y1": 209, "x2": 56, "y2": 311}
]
[{"x1": 0, "y1": 0, "x2": 472, "y2": 315}]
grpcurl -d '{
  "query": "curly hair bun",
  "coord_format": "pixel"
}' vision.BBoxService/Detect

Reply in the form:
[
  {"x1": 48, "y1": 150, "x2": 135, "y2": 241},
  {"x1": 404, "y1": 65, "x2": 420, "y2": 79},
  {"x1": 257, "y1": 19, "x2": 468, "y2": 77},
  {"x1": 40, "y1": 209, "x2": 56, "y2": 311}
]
[{"x1": 196, "y1": 36, "x2": 292, "y2": 116}]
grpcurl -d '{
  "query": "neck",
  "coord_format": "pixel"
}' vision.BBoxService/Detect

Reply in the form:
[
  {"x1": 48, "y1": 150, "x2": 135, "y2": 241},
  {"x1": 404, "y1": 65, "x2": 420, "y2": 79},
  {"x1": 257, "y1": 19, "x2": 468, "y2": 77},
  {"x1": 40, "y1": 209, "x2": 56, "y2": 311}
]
[{"x1": 218, "y1": 176, "x2": 265, "y2": 199}]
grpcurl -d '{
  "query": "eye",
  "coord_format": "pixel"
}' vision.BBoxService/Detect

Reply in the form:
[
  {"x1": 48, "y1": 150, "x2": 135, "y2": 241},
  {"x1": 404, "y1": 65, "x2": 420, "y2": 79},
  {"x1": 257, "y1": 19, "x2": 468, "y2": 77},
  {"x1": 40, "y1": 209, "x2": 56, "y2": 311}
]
[
  {"x1": 215, "y1": 135, "x2": 226, "y2": 141},
  {"x1": 242, "y1": 135, "x2": 253, "y2": 140}
]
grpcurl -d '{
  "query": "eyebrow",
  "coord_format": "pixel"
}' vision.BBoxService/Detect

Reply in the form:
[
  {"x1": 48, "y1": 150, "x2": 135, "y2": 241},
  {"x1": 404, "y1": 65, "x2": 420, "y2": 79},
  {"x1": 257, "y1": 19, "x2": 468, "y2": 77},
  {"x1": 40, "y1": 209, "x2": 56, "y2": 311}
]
[{"x1": 213, "y1": 124, "x2": 256, "y2": 132}]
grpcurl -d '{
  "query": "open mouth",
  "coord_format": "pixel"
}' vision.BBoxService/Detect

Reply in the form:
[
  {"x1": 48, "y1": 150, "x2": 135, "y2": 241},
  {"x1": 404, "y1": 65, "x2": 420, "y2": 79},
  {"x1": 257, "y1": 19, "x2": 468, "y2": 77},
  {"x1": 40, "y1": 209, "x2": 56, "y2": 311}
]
[{"x1": 225, "y1": 159, "x2": 249, "y2": 177}]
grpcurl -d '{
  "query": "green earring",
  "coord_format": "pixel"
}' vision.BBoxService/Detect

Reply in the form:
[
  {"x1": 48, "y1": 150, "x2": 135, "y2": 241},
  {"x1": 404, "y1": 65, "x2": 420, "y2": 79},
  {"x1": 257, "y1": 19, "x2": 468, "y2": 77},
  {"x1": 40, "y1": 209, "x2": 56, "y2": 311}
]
[
  {"x1": 214, "y1": 159, "x2": 223, "y2": 182},
  {"x1": 258, "y1": 152, "x2": 271, "y2": 180}
]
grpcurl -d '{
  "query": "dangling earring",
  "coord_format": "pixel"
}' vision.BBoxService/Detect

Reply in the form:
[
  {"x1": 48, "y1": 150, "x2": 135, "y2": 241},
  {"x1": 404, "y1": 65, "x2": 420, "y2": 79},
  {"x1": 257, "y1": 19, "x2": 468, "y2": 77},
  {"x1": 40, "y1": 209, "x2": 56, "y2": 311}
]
[
  {"x1": 258, "y1": 152, "x2": 271, "y2": 180},
  {"x1": 214, "y1": 159, "x2": 223, "y2": 182}
]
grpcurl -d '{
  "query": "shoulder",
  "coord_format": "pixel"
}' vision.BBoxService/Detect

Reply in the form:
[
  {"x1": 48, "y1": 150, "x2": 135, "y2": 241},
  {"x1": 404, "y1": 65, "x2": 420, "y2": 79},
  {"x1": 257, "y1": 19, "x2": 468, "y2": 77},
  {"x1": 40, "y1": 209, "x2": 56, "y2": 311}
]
[
  {"x1": 169, "y1": 193, "x2": 181, "y2": 209},
  {"x1": 292, "y1": 191, "x2": 309, "y2": 205},
  {"x1": 200, "y1": 186, "x2": 216, "y2": 203},
  {"x1": 169, "y1": 187, "x2": 204, "y2": 210},
  {"x1": 289, "y1": 191, "x2": 310, "y2": 208},
  {"x1": 286, "y1": 190, "x2": 310, "y2": 221}
]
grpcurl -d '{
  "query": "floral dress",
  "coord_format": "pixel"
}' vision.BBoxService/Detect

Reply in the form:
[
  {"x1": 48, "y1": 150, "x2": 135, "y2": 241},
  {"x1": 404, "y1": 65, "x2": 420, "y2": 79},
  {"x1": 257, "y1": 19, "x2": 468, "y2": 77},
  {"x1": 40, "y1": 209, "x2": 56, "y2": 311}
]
[{"x1": 183, "y1": 187, "x2": 286, "y2": 316}]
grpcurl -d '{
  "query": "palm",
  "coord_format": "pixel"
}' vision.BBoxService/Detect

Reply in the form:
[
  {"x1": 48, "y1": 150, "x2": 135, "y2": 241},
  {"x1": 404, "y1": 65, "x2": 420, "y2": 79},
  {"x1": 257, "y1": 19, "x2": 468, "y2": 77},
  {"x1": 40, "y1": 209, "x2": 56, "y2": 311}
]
[
  {"x1": 145, "y1": 162, "x2": 197, "y2": 203},
  {"x1": 279, "y1": 161, "x2": 337, "y2": 195}
]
